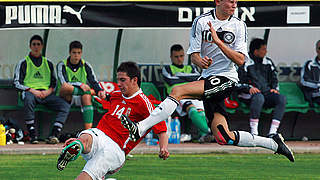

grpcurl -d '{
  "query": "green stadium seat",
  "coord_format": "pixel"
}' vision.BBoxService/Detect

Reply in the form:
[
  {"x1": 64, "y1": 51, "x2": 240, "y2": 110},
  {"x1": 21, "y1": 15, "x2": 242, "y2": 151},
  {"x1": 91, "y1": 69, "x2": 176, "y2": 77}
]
[
  {"x1": 238, "y1": 101, "x2": 250, "y2": 114},
  {"x1": 312, "y1": 103, "x2": 320, "y2": 113},
  {"x1": 236, "y1": 82, "x2": 309, "y2": 114},
  {"x1": 238, "y1": 101, "x2": 273, "y2": 114},
  {"x1": 279, "y1": 82, "x2": 309, "y2": 113},
  {"x1": 226, "y1": 108, "x2": 236, "y2": 114},
  {"x1": 140, "y1": 82, "x2": 162, "y2": 101}
]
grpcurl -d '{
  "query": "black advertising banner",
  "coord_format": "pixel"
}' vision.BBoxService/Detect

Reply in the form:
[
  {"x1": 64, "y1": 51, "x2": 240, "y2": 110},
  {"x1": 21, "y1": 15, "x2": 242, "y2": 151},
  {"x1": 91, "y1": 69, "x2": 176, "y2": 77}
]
[{"x1": 0, "y1": 1, "x2": 320, "y2": 28}]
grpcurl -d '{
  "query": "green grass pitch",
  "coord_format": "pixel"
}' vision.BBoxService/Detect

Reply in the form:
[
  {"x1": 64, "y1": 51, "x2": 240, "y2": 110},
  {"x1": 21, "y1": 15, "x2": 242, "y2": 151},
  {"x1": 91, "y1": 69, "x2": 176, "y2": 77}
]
[{"x1": 0, "y1": 153, "x2": 318, "y2": 180}]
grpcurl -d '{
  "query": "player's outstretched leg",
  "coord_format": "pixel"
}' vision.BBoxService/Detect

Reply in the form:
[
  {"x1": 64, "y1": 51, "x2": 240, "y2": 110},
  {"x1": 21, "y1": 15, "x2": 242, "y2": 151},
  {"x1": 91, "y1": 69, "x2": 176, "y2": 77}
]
[
  {"x1": 57, "y1": 140, "x2": 84, "y2": 171},
  {"x1": 236, "y1": 130, "x2": 295, "y2": 162},
  {"x1": 121, "y1": 115, "x2": 140, "y2": 141},
  {"x1": 272, "y1": 133, "x2": 295, "y2": 162},
  {"x1": 121, "y1": 96, "x2": 179, "y2": 142}
]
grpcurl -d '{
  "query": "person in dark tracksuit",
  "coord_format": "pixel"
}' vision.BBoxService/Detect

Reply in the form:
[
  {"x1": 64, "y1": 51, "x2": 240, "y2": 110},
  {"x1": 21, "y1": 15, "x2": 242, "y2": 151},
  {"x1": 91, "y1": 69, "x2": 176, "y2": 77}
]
[
  {"x1": 300, "y1": 40, "x2": 320, "y2": 107},
  {"x1": 56, "y1": 41, "x2": 106, "y2": 130},
  {"x1": 13, "y1": 35, "x2": 71, "y2": 144},
  {"x1": 237, "y1": 38, "x2": 286, "y2": 137}
]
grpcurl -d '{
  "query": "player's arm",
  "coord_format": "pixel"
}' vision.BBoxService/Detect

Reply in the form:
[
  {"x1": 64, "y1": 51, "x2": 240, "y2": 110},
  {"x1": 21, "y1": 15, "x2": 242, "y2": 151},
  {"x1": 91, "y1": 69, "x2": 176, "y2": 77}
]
[
  {"x1": 13, "y1": 59, "x2": 30, "y2": 91},
  {"x1": 191, "y1": 52, "x2": 212, "y2": 69},
  {"x1": 207, "y1": 21, "x2": 245, "y2": 66},
  {"x1": 188, "y1": 17, "x2": 212, "y2": 69},
  {"x1": 85, "y1": 62, "x2": 105, "y2": 99},
  {"x1": 157, "y1": 131, "x2": 169, "y2": 160},
  {"x1": 151, "y1": 117, "x2": 169, "y2": 160},
  {"x1": 301, "y1": 60, "x2": 320, "y2": 88},
  {"x1": 40, "y1": 61, "x2": 55, "y2": 98}
]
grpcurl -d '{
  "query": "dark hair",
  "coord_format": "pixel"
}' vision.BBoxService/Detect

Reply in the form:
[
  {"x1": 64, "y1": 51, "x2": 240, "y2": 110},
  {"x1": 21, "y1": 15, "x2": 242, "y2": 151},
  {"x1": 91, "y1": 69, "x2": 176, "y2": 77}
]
[
  {"x1": 170, "y1": 44, "x2": 184, "y2": 55},
  {"x1": 117, "y1": 61, "x2": 141, "y2": 87},
  {"x1": 249, "y1": 38, "x2": 266, "y2": 54},
  {"x1": 69, "y1": 41, "x2": 83, "y2": 52},
  {"x1": 29, "y1": 35, "x2": 43, "y2": 45},
  {"x1": 316, "y1": 40, "x2": 320, "y2": 48}
]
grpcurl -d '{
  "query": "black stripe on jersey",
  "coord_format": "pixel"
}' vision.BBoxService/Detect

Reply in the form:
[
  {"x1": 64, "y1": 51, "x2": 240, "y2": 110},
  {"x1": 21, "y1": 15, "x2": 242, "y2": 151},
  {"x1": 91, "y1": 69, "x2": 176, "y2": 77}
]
[
  {"x1": 229, "y1": 16, "x2": 248, "y2": 43},
  {"x1": 231, "y1": 15, "x2": 242, "y2": 22},
  {"x1": 210, "y1": 9, "x2": 215, "y2": 20},
  {"x1": 191, "y1": 11, "x2": 212, "y2": 38}
]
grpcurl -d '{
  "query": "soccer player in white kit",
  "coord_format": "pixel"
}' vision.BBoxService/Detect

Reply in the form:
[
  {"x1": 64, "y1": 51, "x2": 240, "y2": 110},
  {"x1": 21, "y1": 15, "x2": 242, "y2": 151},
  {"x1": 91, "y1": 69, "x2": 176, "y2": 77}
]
[
  {"x1": 57, "y1": 62, "x2": 169, "y2": 180},
  {"x1": 122, "y1": 0, "x2": 294, "y2": 162}
]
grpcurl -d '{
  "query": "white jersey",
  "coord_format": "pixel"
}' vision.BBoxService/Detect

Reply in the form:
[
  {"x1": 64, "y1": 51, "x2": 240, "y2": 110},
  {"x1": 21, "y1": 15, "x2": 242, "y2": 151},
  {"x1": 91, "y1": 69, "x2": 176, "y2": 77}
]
[{"x1": 187, "y1": 9, "x2": 249, "y2": 82}]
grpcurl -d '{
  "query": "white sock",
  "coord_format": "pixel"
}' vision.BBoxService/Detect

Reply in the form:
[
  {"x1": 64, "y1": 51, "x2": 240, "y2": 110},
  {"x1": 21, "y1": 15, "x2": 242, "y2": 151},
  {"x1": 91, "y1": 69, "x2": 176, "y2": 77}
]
[
  {"x1": 269, "y1": 119, "x2": 280, "y2": 135},
  {"x1": 237, "y1": 131, "x2": 278, "y2": 152},
  {"x1": 138, "y1": 96, "x2": 179, "y2": 136},
  {"x1": 249, "y1": 118, "x2": 259, "y2": 135}
]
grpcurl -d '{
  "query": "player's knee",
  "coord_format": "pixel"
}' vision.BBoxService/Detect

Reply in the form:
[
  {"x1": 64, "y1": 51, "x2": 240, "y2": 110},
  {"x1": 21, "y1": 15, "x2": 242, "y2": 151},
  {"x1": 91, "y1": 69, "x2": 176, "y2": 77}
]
[
  {"x1": 279, "y1": 95, "x2": 287, "y2": 106},
  {"x1": 215, "y1": 125, "x2": 239, "y2": 145},
  {"x1": 170, "y1": 86, "x2": 179, "y2": 96},
  {"x1": 64, "y1": 95, "x2": 72, "y2": 102},
  {"x1": 82, "y1": 94, "x2": 92, "y2": 104},
  {"x1": 60, "y1": 83, "x2": 72, "y2": 96},
  {"x1": 183, "y1": 101, "x2": 193, "y2": 112},
  {"x1": 23, "y1": 93, "x2": 34, "y2": 102},
  {"x1": 78, "y1": 133, "x2": 93, "y2": 153},
  {"x1": 170, "y1": 86, "x2": 183, "y2": 100},
  {"x1": 252, "y1": 93, "x2": 264, "y2": 105}
]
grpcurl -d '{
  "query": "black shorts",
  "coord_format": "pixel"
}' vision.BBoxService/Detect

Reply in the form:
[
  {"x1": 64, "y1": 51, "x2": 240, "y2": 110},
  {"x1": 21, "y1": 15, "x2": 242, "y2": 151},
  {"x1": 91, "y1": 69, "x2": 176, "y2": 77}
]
[{"x1": 200, "y1": 75, "x2": 236, "y2": 127}]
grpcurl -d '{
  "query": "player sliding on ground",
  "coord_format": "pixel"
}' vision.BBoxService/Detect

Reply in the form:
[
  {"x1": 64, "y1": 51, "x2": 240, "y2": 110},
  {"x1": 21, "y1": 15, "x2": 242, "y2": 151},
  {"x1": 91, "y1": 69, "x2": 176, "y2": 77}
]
[
  {"x1": 121, "y1": 0, "x2": 294, "y2": 162},
  {"x1": 57, "y1": 62, "x2": 169, "y2": 180}
]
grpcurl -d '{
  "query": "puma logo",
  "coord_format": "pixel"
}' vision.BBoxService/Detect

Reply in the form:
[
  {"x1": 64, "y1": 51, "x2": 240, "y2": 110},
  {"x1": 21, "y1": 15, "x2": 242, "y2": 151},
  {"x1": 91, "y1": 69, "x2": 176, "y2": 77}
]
[{"x1": 63, "y1": 5, "x2": 86, "y2": 24}]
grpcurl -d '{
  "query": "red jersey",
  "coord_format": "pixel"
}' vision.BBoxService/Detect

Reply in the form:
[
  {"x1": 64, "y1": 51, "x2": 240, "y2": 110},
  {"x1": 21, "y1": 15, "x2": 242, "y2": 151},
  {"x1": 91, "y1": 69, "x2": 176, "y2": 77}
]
[{"x1": 97, "y1": 89, "x2": 167, "y2": 155}]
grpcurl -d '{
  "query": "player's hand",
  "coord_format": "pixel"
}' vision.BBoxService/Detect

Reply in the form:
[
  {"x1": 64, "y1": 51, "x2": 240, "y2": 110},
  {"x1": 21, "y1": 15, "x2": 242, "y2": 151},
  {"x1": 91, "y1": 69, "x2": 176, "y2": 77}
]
[
  {"x1": 63, "y1": 138, "x2": 77, "y2": 147},
  {"x1": 249, "y1": 87, "x2": 260, "y2": 95},
  {"x1": 98, "y1": 91, "x2": 106, "y2": 99},
  {"x1": 207, "y1": 21, "x2": 220, "y2": 44},
  {"x1": 80, "y1": 83, "x2": 91, "y2": 92},
  {"x1": 40, "y1": 89, "x2": 52, "y2": 99},
  {"x1": 159, "y1": 148, "x2": 169, "y2": 160},
  {"x1": 29, "y1": 89, "x2": 43, "y2": 98},
  {"x1": 270, "y1": 89, "x2": 279, "y2": 94},
  {"x1": 202, "y1": 56, "x2": 213, "y2": 69}
]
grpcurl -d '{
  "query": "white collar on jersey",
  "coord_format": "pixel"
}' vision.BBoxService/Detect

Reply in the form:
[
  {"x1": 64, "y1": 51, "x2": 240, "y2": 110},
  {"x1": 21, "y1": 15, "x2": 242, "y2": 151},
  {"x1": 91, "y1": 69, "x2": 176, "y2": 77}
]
[{"x1": 122, "y1": 88, "x2": 143, "y2": 99}]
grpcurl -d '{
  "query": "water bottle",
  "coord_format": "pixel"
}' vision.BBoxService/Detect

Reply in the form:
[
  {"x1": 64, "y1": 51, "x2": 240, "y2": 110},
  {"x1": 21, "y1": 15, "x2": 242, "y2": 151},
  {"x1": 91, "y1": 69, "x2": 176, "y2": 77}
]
[
  {"x1": 145, "y1": 130, "x2": 158, "y2": 146},
  {"x1": 0, "y1": 124, "x2": 6, "y2": 146},
  {"x1": 169, "y1": 117, "x2": 176, "y2": 143},
  {"x1": 174, "y1": 117, "x2": 181, "y2": 144},
  {"x1": 166, "y1": 116, "x2": 172, "y2": 143},
  {"x1": 172, "y1": 118, "x2": 177, "y2": 144},
  {"x1": 145, "y1": 130, "x2": 153, "y2": 142},
  {"x1": 170, "y1": 117, "x2": 180, "y2": 144},
  {"x1": 146, "y1": 138, "x2": 158, "y2": 146},
  {"x1": 168, "y1": 116, "x2": 180, "y2": 144}
]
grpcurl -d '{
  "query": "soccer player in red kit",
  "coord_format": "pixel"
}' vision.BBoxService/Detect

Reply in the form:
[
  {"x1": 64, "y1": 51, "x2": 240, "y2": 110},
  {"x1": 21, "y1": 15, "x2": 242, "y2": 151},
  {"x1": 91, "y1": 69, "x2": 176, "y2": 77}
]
[{"x1": 57, "y1": 62, "x2": 169, "y2": 180}]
